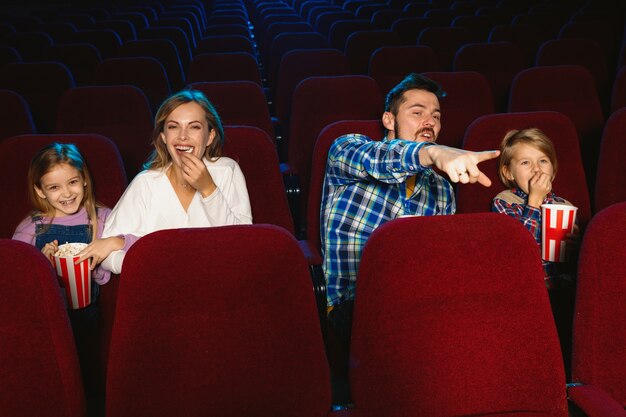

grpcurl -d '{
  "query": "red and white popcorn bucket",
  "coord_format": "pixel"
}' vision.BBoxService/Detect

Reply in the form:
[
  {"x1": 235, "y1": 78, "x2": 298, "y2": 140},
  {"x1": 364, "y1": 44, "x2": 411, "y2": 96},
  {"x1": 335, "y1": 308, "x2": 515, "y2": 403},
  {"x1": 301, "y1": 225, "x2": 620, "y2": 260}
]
[
  {"x1": 53, "y1": 243, "x2": 91, "y2": 309},
  {"x1": 541, "y1": 203, "x2": 578, "y2": 262}
]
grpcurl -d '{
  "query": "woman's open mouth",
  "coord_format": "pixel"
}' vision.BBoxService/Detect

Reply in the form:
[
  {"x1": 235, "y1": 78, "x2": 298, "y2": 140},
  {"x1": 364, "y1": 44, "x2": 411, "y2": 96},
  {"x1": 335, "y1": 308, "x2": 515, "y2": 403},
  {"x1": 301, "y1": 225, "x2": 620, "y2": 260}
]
[{"x1": 175, "y1": 145, "x2": 194, "y2": 153}]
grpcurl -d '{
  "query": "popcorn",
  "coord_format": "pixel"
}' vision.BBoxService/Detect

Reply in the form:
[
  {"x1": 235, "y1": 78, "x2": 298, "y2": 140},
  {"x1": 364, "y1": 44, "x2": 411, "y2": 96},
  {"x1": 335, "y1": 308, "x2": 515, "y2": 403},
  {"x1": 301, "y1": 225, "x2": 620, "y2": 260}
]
[
  {"x1": 52, "y1": 242, "x2": 91, "y2": 309},
  {"x1": 54, "y1": 242, "x2": 88, "y2": 257}
]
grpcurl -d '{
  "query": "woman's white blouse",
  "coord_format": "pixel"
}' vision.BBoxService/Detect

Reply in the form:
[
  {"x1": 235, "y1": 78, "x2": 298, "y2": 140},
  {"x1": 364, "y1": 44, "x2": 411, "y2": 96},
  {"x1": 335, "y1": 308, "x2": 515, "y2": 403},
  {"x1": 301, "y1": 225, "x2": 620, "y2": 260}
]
[{"x1": 101, "y1": 157, "x2": 252, "y2": 273}]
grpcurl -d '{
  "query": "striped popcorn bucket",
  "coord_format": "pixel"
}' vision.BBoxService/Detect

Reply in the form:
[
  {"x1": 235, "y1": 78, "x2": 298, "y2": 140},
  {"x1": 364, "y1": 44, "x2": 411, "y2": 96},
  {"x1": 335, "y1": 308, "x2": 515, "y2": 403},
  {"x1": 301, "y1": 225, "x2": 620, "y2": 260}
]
[
  {"x1": 53, "y1": 243, "x2": 92, "y2": 309},
  {"x1": 541, "y1": 203, "x2": 578, "y2": 262}
]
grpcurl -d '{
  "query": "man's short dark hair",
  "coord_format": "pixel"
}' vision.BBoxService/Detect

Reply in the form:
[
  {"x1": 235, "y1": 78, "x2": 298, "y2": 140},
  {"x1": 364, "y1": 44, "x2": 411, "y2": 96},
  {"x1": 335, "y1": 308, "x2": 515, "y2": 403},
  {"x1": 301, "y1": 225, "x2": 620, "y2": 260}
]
[{"x1": 384, "y1": 73, "x2": 445, "y2": 114}]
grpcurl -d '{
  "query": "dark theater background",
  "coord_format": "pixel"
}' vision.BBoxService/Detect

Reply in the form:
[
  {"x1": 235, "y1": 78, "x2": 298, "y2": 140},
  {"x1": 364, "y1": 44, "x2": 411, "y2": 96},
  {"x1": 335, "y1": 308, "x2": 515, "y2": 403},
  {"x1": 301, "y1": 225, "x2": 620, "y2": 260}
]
[{"x1": 1, "y1": 1, "x2": 626, "y2": 416}]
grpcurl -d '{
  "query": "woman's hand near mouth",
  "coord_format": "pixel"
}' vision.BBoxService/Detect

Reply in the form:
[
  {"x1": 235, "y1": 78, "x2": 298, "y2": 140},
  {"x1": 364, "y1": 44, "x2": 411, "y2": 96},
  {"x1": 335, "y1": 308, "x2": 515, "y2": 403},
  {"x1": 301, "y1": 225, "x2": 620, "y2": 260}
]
[{"x1": 180, "y1": 152, "x2": 216, "y2": 197}]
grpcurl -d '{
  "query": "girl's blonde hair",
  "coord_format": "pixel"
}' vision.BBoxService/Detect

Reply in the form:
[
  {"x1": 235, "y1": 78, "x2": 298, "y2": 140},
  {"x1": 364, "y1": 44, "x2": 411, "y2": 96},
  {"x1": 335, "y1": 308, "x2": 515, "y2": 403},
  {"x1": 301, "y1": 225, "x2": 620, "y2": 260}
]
[
  {"x1": 28, "y1": 143, "x2": 100, "y2": 242},
  {"x1": 143, "y1": 89, "x2": 225, "y2": 170},
  {"x1": 498, "y1": 127, "x2": 559, "y2": 188}
]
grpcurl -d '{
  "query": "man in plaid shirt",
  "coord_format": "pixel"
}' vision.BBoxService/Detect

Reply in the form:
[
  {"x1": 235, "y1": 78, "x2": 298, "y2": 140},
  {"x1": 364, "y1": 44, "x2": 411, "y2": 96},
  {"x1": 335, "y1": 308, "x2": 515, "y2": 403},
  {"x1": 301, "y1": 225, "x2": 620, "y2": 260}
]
[{"x1": 321, "y1": 73, "x2": 499, "y2": 407}]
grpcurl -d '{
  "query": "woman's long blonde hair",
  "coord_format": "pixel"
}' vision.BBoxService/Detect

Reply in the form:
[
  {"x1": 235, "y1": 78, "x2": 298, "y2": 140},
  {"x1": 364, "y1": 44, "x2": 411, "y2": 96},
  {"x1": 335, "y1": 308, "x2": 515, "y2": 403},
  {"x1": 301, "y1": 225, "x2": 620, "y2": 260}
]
[{"x1": 143, "y1": 89, "x2": 225, "y2": 170}]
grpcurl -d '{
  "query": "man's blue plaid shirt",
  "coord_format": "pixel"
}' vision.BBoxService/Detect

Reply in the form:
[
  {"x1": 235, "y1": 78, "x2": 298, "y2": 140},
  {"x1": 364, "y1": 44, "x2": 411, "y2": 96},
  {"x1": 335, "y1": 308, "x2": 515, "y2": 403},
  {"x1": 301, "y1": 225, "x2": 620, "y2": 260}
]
[{"x1": 321, "y1": 134, "x2": 455, "y2": 307}]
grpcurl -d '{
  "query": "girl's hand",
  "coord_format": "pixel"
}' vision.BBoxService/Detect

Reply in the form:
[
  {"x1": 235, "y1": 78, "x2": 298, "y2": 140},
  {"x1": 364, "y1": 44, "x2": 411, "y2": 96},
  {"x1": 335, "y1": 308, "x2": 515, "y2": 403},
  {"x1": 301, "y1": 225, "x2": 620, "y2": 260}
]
[
  {"x1": 41, "y1": 240, "x2": 59, "y2": 264},
  {"x1": 527, "y1": 171, "x2": 552, "y2": 208},
  {"x1": 180, "y1": 152, "x2": 217, "y2": 198},
  {"x1": 76, "y1": 237, "x2": 124, "y2": 270}
]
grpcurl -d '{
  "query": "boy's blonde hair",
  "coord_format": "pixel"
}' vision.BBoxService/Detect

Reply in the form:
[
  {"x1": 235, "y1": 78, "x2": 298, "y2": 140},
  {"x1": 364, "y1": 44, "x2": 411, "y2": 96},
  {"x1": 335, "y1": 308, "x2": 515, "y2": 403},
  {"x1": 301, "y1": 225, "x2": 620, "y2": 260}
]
[{"x1": 498, "y1": 128, "x2": 558, "y2": 189}]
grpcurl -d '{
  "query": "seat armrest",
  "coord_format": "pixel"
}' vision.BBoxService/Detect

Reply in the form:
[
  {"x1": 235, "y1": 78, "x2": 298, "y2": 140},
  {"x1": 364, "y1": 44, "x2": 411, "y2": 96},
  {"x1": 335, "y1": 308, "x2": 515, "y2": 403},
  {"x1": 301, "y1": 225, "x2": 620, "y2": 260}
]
[
  {"x1": 567, "y1": 384, "x2": 626, "y2": 417},
  {"x1": 298, "y1": 239, "x2": 322, "y2": 265},
  {"x1": 301, "y1": 255, "x2": 326, "y2": 344},
  {"x1": 281, "y1": 167, "x2": 302, "y2": 237}
]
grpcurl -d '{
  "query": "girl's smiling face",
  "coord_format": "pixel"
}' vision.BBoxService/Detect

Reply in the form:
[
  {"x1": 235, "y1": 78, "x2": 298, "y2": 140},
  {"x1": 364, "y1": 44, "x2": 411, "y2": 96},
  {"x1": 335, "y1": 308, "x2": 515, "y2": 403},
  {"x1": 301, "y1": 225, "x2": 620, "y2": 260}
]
[
  {"x1": 34, "y1": 163, "x2": 86, "y2": 217},
  {"x1": 504, "y1": 143, "x2": 555, "y2": 194}
]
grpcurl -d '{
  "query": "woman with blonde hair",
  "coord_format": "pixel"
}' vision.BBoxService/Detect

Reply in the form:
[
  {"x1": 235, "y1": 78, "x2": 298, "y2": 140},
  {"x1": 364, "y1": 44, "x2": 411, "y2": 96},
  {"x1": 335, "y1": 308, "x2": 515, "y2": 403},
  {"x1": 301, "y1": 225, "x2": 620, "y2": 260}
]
[{"x1": 100, "y1": 90, "x2": 252, "y2": 274}]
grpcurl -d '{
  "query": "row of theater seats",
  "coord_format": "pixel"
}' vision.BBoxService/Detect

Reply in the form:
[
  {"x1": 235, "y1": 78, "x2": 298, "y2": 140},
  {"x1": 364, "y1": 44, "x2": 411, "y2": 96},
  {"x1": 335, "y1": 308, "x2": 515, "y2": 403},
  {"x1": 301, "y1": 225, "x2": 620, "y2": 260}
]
[
  {"x1": 4, "y1": 38, "x2": 622, "y2": 132},
  {"x1": 3, "y1": 104, "x2": 626, "y2": 241},
  {"x1": 302, "y1": 109, "x2": 626, "y2": 273},
  {"x1": 3, "y1": 202, "x2": 626, "y2": 417},
  {"x1": 2, "y1": 8, "x2": 625, "y2": 214},
  {"x1": 1, "y1": 110, "x2": 625, "y2": 350},
  {"x1": 1, "y1": 0, "x2": 624, "y2": 187},
  {"x1": 1, "y1": 105, "x2": 625, "y2": 255},
  {"x1": 0, "y1": 57, "x2": 626, "y2": 159},
  {"x1": 242, "y1": 0, "x2": 625, "y2": 106},
  {"x1": 2, "y1": 0, "x2": 625, "y2": 114},
  {"x1": 0, "y1": 64, "x2": 622, "y2": 225},
  {"x1": 0, "y1": 127, "x2": 294, "y2": 240},
  {"x1": 1, "y1": 2, "x2": 625, "y2": 416},
  {"x1": 2, "y1": 0, "x2": 625, "y2": 113},
  {"x1": 0, "y1": 1, "x2": 624, "y2": 300}
]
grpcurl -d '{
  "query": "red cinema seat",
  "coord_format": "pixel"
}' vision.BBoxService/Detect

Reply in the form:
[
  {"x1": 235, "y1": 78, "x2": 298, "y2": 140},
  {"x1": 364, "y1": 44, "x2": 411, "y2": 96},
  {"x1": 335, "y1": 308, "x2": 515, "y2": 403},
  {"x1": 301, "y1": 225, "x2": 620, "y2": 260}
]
[
  {"x1": 223, "y1": 125, "x2": 294, "y2": 235},
  {"x1": 274, "y1": 48, "x2": 350, "y2": 143},
  {"x1": 453, "y1": 41, "x2": 526, "y2": 113},
  {"x1": 93, "y1": 57, "x2": 171, "y2": 114},
  {"x1": 0, "y1": 61, "x2": 75, "y2": 133},
  {"x1": 56, "y1": 85, "x2": 153, "y2": 180},
  {"x1": 45, "y1": 43, "x2": 102, "y2": 86},
  {"x1": 0, "y1": 89, "x2": 36, "y2": 142},
  {"x1": 191, "y1": 80, "x2": 275, "y2": 142},
  {"x1": 568, "y1": 202, "x2": 626, "y2": 417},
  {"x1": 106, "y1": 225, "x2": 331, "y2": 417},
  {"x1": 349, "y1": 213, "x2": 568, "y2": 417},
  {"x1": 266, "y1": 31, "x2": 327, "y2": 89},
  {"x1": 423, "y1": 71, "x2": 495, "y2": 149},
  {"x1": 489, "y1": 23, "x2": 550, "y2": 67},
  {"x1": 194, "y1": 35, "x2": 255, "y2": 55},
  {"x1": 457, "y1": 111, "x2": 591, "y2": 231},
  {"x1": 0, "y1": 133, "x2": 127, "y2": 239},
  {"x1": 115, "y1": 39, "x2": 185, "y2": 91},
  {"x1": 0, "y1": 239, "x2": 86, "y2": 417},
  {"x1": 285, "y1": 75, "x2": 383, "y2": 231},
  {"x1": 327, "y1": 19, "x2": 373, "y2": 50},
  {"x1": 610, "y1": 66, "x2": 626, "y2": 114},
  {"x1": 593, "y1": 108, "x2": 626, "y2": 213},
  {"x1": 369, "y1": 45, "x2": 437, "y2": 94},
  {"x1": 187, "y1": 52, "x2": 262, "y2": 86},
  {"x1": 509, "y1": 65, "x2": 605, "y2": 191},
  {"x1": 417, "y1": 26, "x2": 475, "y2": 71},
  {"x1": 535, "y1": 38, "x2": 610, "y2": 113},
  {"x1": 344, "y1": 30, "x2": 402, "y2": 74},
  {"x1": 300, "y1": 119, "x2": 384, "y2": 265}
]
